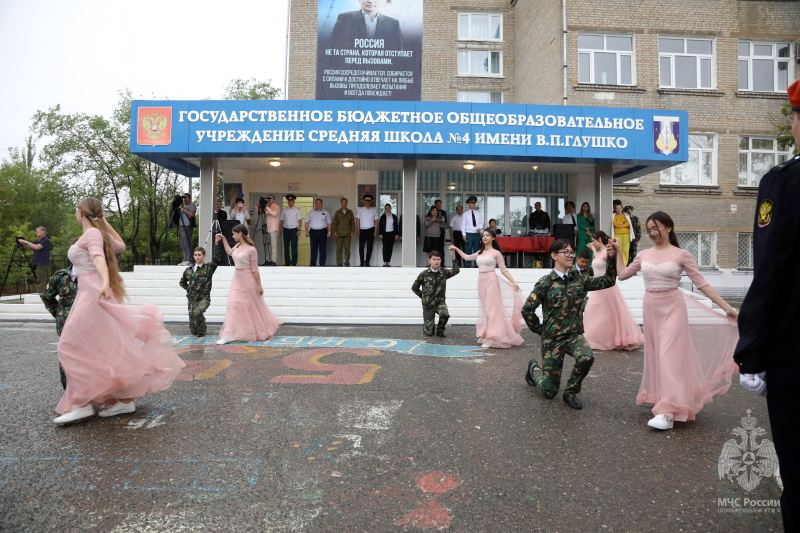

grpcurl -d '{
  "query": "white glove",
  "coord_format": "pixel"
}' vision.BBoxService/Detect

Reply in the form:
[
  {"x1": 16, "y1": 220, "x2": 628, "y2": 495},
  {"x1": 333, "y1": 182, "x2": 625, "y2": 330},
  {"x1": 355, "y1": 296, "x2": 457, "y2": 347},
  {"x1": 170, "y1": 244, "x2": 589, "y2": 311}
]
[{"x1": 739, "y1": 372, "x2": 767, "y2": 397}]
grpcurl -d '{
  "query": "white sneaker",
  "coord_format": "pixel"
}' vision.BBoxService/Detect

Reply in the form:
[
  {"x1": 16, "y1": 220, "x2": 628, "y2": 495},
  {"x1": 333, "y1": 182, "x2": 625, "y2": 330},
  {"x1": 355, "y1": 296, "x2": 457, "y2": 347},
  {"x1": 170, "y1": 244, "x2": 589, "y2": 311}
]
[
  {"x1": 98, "y1": 401, "x2": 136, "y2": 417},
  {"x1": 481, "y1": 343, "x2": 491, "y2": 348},
  {"x1": 216, "y1": 338, "x2": 232, "y2": 345},
  {"x1": 53, "y1": 405, "x2": 95, "y2": 424},
  {"x1": 647, "y1": 414, "x2": 674, "y2": 430}
]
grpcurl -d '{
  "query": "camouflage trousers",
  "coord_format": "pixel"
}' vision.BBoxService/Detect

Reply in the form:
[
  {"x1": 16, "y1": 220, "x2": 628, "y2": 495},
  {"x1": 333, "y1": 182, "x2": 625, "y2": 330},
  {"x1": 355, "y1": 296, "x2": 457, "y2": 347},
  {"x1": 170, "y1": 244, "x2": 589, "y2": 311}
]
[
  {"x1": 422, "y1": 304, "x2": 449, "y2": 336},
  {"x1": 188, "y1": 298, "x2": 210, "y2": 336},
  {"x1": 628, "y1": 241, "x2": 638, "y2": 265},
  {"x1": 531, "y1": 334, "x2": 594, "y2": 398}
]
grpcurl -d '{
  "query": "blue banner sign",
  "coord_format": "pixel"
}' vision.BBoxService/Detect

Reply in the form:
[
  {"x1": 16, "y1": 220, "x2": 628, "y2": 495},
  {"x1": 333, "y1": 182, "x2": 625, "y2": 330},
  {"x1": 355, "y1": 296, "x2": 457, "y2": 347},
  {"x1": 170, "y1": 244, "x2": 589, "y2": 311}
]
[{"x1": 131, "y1": 99, "x2": 688, "y2": 176}]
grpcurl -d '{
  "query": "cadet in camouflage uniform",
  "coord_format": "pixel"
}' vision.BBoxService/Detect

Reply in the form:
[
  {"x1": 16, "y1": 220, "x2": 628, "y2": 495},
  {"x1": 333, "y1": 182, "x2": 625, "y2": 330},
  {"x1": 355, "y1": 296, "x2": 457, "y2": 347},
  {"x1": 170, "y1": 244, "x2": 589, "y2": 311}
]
[
  {"x1": 411, "y1": 250, "x2": 460, "y2": 337},
  {"x1": 625, "y1": 206, "x2": 641, "y2": 264},
  {"x1": 522, "y1": 238, "x2": 620, "y2": 409},
  {"x1": 180, "y1": 247, "x2": 217, "y2": 337},
  {"x1": 40, "y1": 267, "x2": 78, "y2": 389}
]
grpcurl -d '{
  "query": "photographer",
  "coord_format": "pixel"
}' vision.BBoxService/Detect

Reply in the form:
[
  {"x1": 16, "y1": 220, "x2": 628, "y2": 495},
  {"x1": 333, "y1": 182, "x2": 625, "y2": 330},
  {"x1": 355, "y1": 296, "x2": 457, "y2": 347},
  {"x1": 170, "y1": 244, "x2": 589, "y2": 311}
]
[
  {"x1": 17, "y1": 227, "x2": 51, "y2": 291},
  {"x1": 177, "y1": 193, "x2": 196, "y2": 266},
  {"x1": 263, "y1": 195, "x2": 280, "y2": 266},
  {"x1": 229, "y1": 196, "x2": 251, "y2": 226}
]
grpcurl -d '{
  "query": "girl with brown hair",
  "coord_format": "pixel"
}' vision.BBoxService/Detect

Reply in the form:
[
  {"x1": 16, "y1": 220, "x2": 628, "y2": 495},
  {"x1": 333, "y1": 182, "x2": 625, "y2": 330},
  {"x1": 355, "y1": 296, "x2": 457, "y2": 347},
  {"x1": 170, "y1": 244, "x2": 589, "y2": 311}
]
[
  {"x1": 215, "y1": 224, "x2": 282, "y2": 344},
  {"x1": 54, "y1": 197, "x2": 186, "y2": 424}
]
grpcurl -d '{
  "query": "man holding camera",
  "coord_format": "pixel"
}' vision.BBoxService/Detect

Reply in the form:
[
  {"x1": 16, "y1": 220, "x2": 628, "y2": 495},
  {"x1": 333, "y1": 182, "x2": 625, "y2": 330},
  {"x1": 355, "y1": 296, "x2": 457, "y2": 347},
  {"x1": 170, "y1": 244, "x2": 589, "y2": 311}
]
[
  {"x1": 264, "y1": 195, "x2": 280, "y2": 266},
  {"x1": 17, "y1": 227, "x2": 51, "y2": 292},
  {"x1": 176, "y1": 193, "x2": 196, "y2": 266}
]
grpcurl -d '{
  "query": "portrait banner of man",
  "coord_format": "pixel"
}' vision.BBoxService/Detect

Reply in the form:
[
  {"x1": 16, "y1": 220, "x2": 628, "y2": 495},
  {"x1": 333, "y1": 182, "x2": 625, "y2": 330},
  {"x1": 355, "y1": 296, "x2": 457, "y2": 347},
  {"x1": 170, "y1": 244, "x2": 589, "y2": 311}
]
[{"x1": 316, "y1": 0, "x2": 423, "y2": 101}]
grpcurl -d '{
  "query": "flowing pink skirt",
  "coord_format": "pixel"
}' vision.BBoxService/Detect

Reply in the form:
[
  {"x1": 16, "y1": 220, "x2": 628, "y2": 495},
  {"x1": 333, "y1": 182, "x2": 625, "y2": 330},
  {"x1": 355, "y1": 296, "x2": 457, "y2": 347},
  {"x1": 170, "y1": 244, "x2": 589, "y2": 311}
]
[
  {"x1": 583, "y1": 285, "x2": 643, "y2": 351},
  {"x1": 637, "y1": 289, "x2": 739, "y2": 422},
  {"x1": 56, "y1": 272, "x2": 185, "y2": 414},
  {"x1": 218, "y1": 267, "x2": 282, "y2": 341},
  {"x1": 475, "y1": 271, "x2": 524, "y2": 348}
]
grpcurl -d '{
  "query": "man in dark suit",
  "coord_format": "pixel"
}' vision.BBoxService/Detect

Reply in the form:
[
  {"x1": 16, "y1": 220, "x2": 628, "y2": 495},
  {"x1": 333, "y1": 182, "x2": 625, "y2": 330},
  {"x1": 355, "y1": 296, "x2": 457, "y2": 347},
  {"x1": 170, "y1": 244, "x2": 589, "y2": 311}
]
[{"x1": 329, "y1": 0, "x2": 405, "y2": 50}]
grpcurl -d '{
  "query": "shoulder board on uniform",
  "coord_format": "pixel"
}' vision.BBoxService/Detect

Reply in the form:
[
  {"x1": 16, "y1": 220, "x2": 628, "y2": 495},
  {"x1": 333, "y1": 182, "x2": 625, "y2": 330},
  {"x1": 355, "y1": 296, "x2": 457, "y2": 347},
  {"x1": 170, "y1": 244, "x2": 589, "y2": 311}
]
[{"x1": 773, "y1": 154, "x2": 800, "y2": 173}]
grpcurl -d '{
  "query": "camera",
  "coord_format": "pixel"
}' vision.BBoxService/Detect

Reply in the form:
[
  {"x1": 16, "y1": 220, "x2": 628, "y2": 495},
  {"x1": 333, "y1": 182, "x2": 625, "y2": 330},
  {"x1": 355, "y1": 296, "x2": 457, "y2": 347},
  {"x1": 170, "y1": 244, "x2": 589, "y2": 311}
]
[
  {"x1": 15, "y1": 235, "x2": 25, "y2": 247},
  {"x1": 172, "y1": 195, "x2": 183, "y2": 207},
  {"x1": 258, "y1": 196, "x2": 268, "y2": 210}
]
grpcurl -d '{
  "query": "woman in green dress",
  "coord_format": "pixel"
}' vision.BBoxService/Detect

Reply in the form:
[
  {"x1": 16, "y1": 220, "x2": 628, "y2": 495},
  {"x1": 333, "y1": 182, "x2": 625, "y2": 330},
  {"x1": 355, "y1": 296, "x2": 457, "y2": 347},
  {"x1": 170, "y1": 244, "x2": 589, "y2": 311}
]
[{"x1": 576, "y1": 202, "x2": 595, "y2": 259}]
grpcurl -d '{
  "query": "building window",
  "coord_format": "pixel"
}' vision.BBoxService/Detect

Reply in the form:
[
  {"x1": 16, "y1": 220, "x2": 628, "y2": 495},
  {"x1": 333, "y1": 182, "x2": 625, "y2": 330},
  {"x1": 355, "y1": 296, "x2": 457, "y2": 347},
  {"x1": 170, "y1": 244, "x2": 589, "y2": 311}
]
[
  {"x1": 458, "y1": 50, "x2": 502, "y2": 76},
  {"x1": 659, "y1": 37, "x2": 714, "y2": 89},
  {"x1": 738, "y1": 136, "x2": 792, "y2": 187},
  {"x1": 578, "y1": 34, "x2": 634, "y2": 85},
  {"x1": 737, "y1": 232, "x2": 754, "y2": 270},
  {"x1": 458, "y1": 13, "x2": 502, "y2": 41},
  {"x1": 677, "y1": 231, "x2": 715, "y2": 268},
  {"x1": 457, "y1": 91, "x2": 503, "y2": 103},
  {"x1": 660, "y1": 133, "x2": 717, "y2": 185},
  {"x1": 738, "y1": 41, "x2": 791, "y2": 92}
]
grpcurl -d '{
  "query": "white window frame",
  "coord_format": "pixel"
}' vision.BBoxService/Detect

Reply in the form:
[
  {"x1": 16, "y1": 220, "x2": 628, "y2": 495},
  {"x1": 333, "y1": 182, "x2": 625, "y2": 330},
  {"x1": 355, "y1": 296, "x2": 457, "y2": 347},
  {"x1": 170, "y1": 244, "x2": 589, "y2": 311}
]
[
  {"x1": 738, "y1": 40, "x2": 792, "y2": 93},
  {"x1": 737, "y1": 232, "x2": 754, "y2": 270},
  {"x1": 578, "y1": 33, "x2": 635, "y2": 86},
  {"x1": 458, "y1": 13, "x2": 503, "y2": 41},
  {"x1": 658, "y1": 37, "x2": 715, "y2": 89},
  {"x1": 457, "y1": 50, "x2": 503, "y2": 77},
  {"x1": 457, "y1": 90, "x2": 503, "y2": 103},
  {"x1": 660, "y1": 133, "x2": 717, "y2": 185},
  {"x1": 738, "y1": 135, "x2": 793, "y2": 187},
  {"x1": 677, "y1": 231, "x2": 716, "y2": 268}
]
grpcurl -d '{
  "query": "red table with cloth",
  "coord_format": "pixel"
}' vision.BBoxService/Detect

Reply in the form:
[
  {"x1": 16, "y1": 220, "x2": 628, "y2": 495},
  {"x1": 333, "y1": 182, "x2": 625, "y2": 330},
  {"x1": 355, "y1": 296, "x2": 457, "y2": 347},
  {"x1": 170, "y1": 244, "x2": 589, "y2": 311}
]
[{"x1": 495, "y1": 236, "x2": 555, "y2": 267}]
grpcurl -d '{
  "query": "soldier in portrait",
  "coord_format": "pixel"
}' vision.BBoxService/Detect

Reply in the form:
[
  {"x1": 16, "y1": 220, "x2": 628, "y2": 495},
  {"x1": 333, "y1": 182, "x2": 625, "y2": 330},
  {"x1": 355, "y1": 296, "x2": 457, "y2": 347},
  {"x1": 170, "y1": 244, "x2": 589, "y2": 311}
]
[
  {"x1": 40, "y1": 260, "x2": 78, "y2": 389},
  {"x1": 411, "y1": 249, "x2": 460, "y2": 338},
  {"x1": 522, "y1": 238, "x2": 620, "y2": 409},
  {"x1": 179, "y1": 247, "x2": 218, "y2": 337}
]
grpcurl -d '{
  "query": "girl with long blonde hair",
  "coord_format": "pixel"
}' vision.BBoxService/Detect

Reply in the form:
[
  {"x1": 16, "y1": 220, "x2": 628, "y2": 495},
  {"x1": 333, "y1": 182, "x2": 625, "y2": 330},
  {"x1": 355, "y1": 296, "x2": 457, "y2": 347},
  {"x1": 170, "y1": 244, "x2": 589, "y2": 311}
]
[{"x1": 53, "y1": 197, "x2": 186, "y2": 425}]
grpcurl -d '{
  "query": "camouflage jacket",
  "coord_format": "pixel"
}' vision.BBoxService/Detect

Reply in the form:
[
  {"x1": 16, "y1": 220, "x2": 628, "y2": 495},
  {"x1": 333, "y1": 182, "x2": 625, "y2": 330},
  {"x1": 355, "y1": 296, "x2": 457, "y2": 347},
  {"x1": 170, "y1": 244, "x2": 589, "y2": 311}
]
[
  {"x1": 332, "y1": 208, "x2": 355, "y2": 236},
  {"x1": 411, "y1": 263, "x2": 460, "y2": 308},
  {"x1": 522, "y1": 257, "x2": 616, "y2": 339},
  {"x1": 40, "y1": 268, "x2": 77, "y2": 336},
  {"x1": 180, "y1": 263, "x2": 217, "y2": 301},
  {"x1": 630, "y1": 215, "x2": 641, "y2": 242}
]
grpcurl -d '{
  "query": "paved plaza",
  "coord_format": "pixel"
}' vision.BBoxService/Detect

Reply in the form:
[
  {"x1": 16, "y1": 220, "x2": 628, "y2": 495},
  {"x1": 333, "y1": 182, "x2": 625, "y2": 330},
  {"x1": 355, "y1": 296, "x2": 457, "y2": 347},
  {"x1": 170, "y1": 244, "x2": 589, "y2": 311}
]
[{"x1": 0, "y1": 321, "x2": 783, "y2": 532}]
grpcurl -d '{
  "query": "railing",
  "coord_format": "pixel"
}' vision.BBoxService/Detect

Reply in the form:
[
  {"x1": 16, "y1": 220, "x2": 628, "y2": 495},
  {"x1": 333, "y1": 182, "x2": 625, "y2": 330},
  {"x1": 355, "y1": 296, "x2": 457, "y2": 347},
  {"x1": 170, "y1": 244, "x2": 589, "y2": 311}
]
[{"x1": 0, "y1": 253, "x2": 186, "y2": 296}]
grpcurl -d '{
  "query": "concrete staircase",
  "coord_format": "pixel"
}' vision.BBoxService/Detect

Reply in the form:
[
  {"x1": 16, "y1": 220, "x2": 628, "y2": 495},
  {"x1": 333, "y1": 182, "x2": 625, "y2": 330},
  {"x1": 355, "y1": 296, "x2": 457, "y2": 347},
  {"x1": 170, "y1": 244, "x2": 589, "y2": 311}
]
[{"x1": 0, "y1": 265, "x2": 654, "y2": 325}]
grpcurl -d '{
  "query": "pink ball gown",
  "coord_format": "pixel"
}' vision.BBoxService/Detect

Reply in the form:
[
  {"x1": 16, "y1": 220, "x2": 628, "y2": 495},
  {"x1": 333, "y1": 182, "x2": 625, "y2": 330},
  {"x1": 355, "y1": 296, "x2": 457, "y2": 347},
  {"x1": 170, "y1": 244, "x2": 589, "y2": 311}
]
[
  {"x1": 218, "y1": 245, "x2": 282, "y2": 341},
  {"x1": 583, "y1": 248, "x2": 643, "y2": 351},
  {"x1": 56, "y1": 228, "x2": 185, "y2": 414},
  {"x1": 463, "y1": 248, "x2": 524, "y2": 348},
  {"x1": 619, "y1": 247, "x2": 739, "y2": 422}
]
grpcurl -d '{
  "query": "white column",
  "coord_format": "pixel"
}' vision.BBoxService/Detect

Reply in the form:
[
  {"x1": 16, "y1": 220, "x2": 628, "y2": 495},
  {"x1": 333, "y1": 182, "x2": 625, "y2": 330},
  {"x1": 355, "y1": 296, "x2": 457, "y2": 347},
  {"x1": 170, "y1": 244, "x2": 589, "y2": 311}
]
[
  {"x1": 401, "y1": 159, "x2": 418, "y2": 267},
  {"x1": 594, "y1": 164, "x2": 613, "y2": 236},
  {"x1": 199, "y1": 157, "x2": 218, "y2": 257}
]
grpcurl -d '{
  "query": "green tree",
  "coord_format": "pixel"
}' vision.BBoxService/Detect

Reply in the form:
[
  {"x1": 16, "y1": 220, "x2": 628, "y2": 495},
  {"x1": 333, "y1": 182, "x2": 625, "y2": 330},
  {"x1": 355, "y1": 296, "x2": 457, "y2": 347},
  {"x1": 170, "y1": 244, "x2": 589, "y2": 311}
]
[
  {"x1": 777, "y1": 102, "x2": 798, "y2": 154},
  {"x1": 0, "y1": 137, "x2": 78, "y2": 293},
  {"x1": 222, "y1": 78, "x2": 281, "y2": 100},
  {"x1": 32, "y1": 92, "x2": 188, "y2": 262}
]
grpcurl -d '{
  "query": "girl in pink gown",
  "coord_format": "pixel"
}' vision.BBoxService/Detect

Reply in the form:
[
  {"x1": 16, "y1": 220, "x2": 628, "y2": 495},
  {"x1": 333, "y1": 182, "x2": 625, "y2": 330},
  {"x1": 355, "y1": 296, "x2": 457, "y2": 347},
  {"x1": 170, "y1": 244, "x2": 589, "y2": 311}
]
[
  {"x1": 215, "y1": 224, "x2": 282, "y2": 344},
  {"x1": 583, "y1": 231, "x2": 643, "y2": 351},
  {"x1": 54, "y1": 197, "x2": 186, "y2": 424},
  {"x1": 450, "y1": 229, "x2": 524, "y2": 348},
  {"x1": 617, "y1": 212, "x2": 739, "y2": 431}
]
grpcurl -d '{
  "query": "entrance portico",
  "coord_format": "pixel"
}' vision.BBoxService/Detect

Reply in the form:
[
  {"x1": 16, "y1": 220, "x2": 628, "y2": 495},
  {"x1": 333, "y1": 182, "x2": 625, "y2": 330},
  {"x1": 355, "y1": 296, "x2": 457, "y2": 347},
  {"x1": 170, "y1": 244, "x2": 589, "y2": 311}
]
[{"x1": 131, "y1": 100, "x2": 687, "y2": 266}]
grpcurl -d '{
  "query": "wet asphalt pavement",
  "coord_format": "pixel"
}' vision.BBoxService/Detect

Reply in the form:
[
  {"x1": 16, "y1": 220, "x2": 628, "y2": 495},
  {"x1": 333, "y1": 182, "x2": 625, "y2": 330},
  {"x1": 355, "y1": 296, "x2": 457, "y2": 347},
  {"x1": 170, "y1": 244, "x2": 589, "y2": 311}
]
[{"x1": 0, "y1": 321, "x2": 784, "y2": 532}]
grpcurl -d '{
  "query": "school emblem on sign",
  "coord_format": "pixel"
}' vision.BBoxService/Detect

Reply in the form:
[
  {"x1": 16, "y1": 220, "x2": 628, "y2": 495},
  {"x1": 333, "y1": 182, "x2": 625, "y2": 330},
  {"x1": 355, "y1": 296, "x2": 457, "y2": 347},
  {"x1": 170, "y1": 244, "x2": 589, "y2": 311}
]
[
  {"x1": 137, "y1": 107, "x2": 172, "y2": 146},
  {"x1": 757, "y1": 199, "x2": 774, "y2": 228},
  {"x1": 653, "y1": 116, "x2": 680, "y2": 155},
  {"x1": 718, "y1": 410, "x2": 781, "y2": 493}
]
